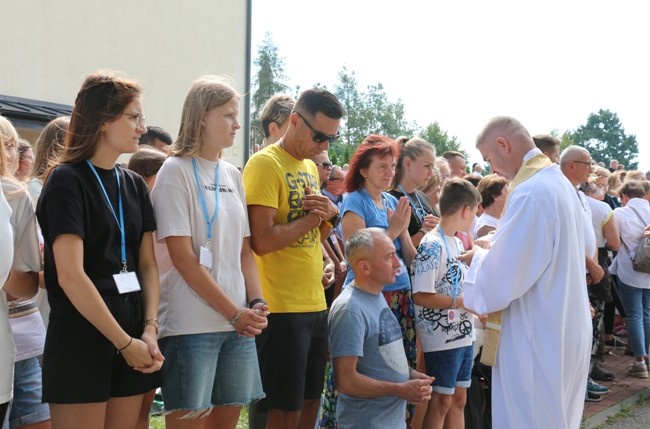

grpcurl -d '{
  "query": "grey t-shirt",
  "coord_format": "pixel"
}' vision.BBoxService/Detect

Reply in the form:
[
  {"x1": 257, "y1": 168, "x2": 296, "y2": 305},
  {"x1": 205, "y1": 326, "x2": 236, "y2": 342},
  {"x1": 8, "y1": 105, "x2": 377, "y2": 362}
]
[{"x1": 329, "y1": 285, "x2": 410, "y2": 429}]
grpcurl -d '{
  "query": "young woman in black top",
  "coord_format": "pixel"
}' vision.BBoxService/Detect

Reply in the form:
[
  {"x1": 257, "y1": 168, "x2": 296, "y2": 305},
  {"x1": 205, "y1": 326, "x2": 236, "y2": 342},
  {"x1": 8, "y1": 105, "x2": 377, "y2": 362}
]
[{"x1": 36, "y1": 71, "x2": 163, "y2": 429}]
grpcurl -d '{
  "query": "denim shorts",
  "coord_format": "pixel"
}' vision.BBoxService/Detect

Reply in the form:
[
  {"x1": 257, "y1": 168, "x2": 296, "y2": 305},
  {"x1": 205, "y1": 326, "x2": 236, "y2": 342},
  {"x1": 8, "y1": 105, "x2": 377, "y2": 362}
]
[
  {"x1": 159, "y1": 332, "x2": 264, "y2": 416},
  {"x1": 424, "y1": 345, "x2": 473, "y2": 395},
  {"x1": 3, "y1": 357, "x2": 50, "y2": 429}
]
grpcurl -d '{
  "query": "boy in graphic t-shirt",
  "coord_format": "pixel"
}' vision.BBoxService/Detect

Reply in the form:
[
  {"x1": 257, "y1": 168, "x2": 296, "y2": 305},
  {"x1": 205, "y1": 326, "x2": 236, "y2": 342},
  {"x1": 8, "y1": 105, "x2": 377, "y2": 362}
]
[{"x1": 411, "y1": 178, "x2": 482, "y2": 429}]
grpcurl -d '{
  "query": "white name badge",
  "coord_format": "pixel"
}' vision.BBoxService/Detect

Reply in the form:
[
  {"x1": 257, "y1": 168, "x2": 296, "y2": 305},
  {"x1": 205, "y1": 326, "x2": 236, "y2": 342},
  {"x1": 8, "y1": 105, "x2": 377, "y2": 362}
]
[
  {"x1": 448, "y1": 309, "x2": 457, "y2": 322},
  {"x1": 200, "y1": 246, "x2": 213, "y2": 269},
  {"x1": 113, "y1": 271, "x2": 142, "y2": 294}
]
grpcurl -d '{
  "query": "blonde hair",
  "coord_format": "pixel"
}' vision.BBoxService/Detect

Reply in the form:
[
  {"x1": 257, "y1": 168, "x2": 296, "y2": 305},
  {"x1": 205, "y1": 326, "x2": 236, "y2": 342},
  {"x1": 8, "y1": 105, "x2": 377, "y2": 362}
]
[
  {"x1": 0, "y1": 116, "x2": 19, "y2": 178},
  {"x1": 171, "y1": 75, "x2": 239, "y2": 158},
  {"x1": 608, "y1": 170, "x2": 625, "y2": 197},
  {"x1": 592, "y1": 165, "x2": 611, "y2": 180},
  {"x1": 392, "y1": 137, "x2": 435, "y2": 188},
  {"x1": 31, "y1": 116, "x2": 70, "y2": 181},
  {"x1": 0, "y1": 117, "x2": 25, "y2": 193},
  {"x1": 624, "y1": 170, "x2": 646, "y2": 182}
]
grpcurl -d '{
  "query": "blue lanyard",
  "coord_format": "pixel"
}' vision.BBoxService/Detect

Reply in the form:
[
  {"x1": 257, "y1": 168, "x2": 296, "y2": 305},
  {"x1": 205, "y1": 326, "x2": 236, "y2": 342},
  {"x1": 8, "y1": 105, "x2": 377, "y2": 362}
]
[
  {"x1": 397, "y1": 183, "x2": 427, "y2": 220},
  {"x1": 437, "y1": 224, "x2": 459, "y2": 302},
  {"x1": 85, "y1": 160, "x2": 127, "y2": 272},
  {"x1": 192, "y1": 158, "x2": 220, "y2": 244}
]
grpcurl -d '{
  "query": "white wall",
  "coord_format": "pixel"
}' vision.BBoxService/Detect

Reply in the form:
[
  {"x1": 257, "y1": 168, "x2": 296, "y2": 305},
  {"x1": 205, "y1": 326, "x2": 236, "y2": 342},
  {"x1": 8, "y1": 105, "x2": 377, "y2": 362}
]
[{"x1": 0, "y1": 0, "x2": 250, "y2": 166}]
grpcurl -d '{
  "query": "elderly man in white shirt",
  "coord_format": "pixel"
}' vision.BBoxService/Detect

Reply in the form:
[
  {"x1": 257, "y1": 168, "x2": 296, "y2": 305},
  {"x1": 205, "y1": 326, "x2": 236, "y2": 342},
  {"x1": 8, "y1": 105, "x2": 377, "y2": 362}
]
[{"x1": 610, "y1": 180, "x2": 650, "y2": 377}]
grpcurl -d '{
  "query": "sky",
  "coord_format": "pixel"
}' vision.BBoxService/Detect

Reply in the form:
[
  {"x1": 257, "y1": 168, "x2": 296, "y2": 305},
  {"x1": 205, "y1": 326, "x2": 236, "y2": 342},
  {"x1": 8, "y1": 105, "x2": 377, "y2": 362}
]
[{"x1": 251, "y1": 0, "x2": 649, "y2": 171}]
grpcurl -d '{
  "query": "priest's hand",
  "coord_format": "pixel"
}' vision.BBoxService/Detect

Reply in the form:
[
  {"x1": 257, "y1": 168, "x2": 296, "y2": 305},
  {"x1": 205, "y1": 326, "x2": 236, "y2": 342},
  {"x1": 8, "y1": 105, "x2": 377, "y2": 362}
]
[
  {"x1": 458, "y1": 247, "x2": 477, "y2": 266},
  {"x1": 474, "y1": 232, "x2": 493, "y2": 249},
  {"x1": 586, "y1": 257, "x2": 604, "y2": 284}
]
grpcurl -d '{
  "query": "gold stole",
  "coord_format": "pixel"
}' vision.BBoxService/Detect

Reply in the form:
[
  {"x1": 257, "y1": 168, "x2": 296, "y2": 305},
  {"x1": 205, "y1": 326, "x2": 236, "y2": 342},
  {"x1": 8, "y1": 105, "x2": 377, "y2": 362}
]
[{"x1": 480, "y1": 153, "x2": 552, "y2": 366}]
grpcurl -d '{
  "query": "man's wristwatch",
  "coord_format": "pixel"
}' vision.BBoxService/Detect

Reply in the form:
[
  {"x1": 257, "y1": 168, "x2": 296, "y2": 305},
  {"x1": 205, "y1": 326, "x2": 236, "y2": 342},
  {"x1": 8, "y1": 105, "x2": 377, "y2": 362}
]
[{"x1": 326, "y1": 213, "x2": 341, "y2": 228}]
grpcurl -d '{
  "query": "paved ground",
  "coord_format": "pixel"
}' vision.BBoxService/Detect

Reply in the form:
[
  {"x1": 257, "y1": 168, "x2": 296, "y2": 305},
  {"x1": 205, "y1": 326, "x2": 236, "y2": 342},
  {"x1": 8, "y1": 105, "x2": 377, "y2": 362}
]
[
  {"x1": 598, "y1": 400, "x2": 650, "y2": 428},
  {"x1": 581, "y1": 345, "x2": 650, "y2": 428}
]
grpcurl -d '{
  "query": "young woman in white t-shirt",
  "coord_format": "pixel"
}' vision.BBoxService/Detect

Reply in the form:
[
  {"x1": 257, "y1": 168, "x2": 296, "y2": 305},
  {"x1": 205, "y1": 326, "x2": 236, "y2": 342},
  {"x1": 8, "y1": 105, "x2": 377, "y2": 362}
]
[
  {"x1": 152, "y1": 76, "x2": 268, "y2": 429},
  {"x1": 0, "y1": 132, "x2": 16, "y2": 426},
  {"x1": 1, "y1": 116, "x2": 46, "y2": 429}
]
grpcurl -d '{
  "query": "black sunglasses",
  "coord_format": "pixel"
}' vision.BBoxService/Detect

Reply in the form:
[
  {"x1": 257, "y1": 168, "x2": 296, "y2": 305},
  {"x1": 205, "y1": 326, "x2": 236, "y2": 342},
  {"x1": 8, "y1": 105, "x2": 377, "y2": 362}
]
[
  {"x1": 294, "y1": 111, "x2": 340, "y2": 144},
  {"x1": 315, "y1": 162, "x2": 333, "y2": 169}
]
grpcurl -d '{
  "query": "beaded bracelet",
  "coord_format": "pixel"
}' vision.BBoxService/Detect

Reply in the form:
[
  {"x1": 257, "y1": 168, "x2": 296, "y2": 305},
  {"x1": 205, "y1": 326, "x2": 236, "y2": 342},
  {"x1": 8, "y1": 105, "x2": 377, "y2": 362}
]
[{"x1": 229, "y1": 308, "x2": 243, "y2": 328}]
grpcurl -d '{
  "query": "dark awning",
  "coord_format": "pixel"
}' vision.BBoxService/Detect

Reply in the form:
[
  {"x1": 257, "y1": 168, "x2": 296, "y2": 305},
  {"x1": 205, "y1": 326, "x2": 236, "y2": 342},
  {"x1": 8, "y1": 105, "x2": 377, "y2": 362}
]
[{"x1": 0, "y1": 94, "x2": 72, "y2": 130}]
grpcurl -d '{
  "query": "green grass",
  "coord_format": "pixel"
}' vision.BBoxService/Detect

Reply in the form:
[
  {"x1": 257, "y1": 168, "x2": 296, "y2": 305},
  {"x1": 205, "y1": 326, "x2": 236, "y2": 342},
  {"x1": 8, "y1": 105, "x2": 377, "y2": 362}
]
[
  {"x1": 587, "y1": 394, "x2": 649, "y2": 429},
  {"x1": 149, "y1": 407, "x2": 249, "y2": 428}
]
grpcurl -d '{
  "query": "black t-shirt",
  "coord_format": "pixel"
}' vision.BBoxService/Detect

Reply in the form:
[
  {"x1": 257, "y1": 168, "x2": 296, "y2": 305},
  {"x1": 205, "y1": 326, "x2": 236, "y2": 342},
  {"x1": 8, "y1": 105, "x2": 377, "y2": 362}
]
[
  {"x1": 36, "y1": 162, "x2": 155, "y2": 302},
  {"x1": 387, "y1": 188, "x2": 436, "y2": 236}
]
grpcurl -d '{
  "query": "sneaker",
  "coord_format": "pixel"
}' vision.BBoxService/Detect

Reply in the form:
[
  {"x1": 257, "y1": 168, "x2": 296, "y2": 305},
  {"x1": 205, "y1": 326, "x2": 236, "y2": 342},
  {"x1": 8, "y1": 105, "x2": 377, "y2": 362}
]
[
  {"x1": 585, "y1": 391, "x2": 602, "y2": 402},
  {"x1": 591, "y1": 365, "x2": 615, "y2": 381},
  {"x1": 598, "y1": 344, "x2": 613, "y2": 356},
  {"x1": 604, "y1": 337, "x2": 627, "y2": 349},
  {"x1": 628, "y1": 362, "x2": 649, "y2": 379},
  {"x1": 587, "y1": 378, "x2": 610, "y2": 395}
]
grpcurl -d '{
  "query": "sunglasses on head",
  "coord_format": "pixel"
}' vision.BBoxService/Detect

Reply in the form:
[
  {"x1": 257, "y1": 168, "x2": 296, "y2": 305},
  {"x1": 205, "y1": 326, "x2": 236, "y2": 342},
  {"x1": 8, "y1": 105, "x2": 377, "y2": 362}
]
[{"x1": 294, "y1": 111, "x2": 340, "y2": 144}]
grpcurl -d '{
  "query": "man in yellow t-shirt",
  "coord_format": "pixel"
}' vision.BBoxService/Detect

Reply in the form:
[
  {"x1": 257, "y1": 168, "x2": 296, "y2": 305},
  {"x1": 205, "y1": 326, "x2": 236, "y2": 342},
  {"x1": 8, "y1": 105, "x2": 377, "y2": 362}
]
[{"x1": 243, "y1": 88, "x2": 345, "y2": 429}]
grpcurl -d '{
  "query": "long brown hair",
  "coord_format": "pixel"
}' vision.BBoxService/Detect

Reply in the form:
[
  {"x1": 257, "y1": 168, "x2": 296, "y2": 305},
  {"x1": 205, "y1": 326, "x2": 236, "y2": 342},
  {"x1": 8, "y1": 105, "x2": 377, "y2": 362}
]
[{"x1": 60, "y1": 71, "x2": 141, "y2": 165}]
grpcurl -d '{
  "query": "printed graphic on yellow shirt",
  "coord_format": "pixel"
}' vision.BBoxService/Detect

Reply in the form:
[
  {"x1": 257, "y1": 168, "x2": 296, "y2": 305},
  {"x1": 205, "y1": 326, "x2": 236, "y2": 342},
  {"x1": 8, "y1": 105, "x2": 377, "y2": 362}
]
[{"x1": 284, "y1": 170, "x2": 320, "y2": 247}]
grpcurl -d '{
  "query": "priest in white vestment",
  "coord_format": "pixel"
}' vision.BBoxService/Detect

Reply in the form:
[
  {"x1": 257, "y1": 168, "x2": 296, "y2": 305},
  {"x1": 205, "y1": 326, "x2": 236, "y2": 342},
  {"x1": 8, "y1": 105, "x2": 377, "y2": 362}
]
[{"x1": 461, "y1": 117, "x2": 592, "y2": 429}]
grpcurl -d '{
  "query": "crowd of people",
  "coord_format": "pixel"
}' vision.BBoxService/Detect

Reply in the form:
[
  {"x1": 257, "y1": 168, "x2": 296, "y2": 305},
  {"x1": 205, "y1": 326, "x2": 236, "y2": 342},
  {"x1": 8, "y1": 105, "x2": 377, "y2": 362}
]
[{"x1": 1, "y1": 70, "x2": 650, "y2": 429}]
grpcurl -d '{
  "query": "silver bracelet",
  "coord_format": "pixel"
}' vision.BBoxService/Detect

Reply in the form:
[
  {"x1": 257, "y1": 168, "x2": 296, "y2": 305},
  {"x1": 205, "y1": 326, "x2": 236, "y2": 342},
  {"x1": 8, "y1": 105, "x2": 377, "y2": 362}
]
[{"x1": 229, "y1": 308, "x2": 243, "y2": 327}]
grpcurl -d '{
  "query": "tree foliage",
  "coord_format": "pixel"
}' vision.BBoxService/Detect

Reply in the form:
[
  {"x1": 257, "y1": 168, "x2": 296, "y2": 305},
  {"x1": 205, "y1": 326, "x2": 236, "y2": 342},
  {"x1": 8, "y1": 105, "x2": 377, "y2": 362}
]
[
  {"x1": 418, "y1": 122, "x2": 467, "y2": 159},
  {"x1": 333, "y1": 68, "x2": 418, "y2": 150},
  {"x1": 571, "y1": 109, "x2": 638, "y2": 170},
  {"x1": 248, "y1": 40, "x2": 639, "y2": 172},
  {"x1": 560, "y1": 131, "x2": 574, "y2": 153},
  {"x1": 250, "y1": 33, "x2": 291, "y2": 147}
]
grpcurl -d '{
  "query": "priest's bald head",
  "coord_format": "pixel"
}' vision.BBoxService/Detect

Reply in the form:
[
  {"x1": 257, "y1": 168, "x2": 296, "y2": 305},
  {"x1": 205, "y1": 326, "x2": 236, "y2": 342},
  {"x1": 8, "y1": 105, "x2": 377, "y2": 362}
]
[{"x1": 476, "y1": 116, "x2": 535, "y2": 181}]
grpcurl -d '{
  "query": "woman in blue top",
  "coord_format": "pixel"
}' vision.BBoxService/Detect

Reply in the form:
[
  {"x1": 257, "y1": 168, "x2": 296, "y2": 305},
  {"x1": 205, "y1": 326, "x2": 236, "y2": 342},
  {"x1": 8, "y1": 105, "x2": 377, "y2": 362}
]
[
  {"x1": 340, "y1": 135, "x2": 415, "y2": 296},
  {"x1": 319, "y1": 135, "x2": 416, "y2": 429}
]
